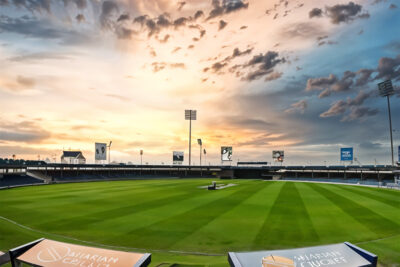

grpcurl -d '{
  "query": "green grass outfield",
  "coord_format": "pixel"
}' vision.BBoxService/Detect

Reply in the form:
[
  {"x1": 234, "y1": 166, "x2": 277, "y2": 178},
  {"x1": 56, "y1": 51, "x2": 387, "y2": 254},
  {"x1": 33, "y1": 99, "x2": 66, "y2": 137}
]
[{"x1": 0, "y1": 179, "x2": 399, "y2": 266}]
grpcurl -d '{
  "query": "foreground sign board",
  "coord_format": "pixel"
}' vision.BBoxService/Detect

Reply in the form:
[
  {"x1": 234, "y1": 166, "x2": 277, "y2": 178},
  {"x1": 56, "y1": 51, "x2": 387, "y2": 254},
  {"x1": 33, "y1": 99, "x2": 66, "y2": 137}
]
[
  {"x1": 340, "y1": 147, "x2": 353, "y2": 161},
  {"x1": 228, "y1": 242, "x2": 377, "y2": 267},
  {"x1": 14, "y1": 239, "x2": 150, "y2": 267}
]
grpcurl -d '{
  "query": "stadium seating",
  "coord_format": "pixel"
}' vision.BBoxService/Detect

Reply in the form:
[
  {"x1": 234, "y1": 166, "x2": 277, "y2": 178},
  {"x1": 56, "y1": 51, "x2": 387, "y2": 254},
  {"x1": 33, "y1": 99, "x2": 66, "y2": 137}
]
[{"x1": 0, "y1": 175, "x2": 44, "y2": 188}]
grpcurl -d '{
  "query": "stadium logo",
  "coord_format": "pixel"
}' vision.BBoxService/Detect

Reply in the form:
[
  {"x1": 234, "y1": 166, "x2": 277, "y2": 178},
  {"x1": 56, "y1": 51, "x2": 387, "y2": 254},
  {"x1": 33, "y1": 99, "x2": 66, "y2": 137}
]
[
  {"x1": 37, "y1": 244, "x2": 71, "y2": 263},
  {"x1": 262, "y1": 255, "x2": 295, "y2": 267}
]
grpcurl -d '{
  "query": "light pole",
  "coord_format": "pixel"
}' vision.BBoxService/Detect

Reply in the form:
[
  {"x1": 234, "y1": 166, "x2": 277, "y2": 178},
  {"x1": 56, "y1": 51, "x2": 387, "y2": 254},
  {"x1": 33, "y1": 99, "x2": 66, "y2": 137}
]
[
  {"x1": 185, "y1": 110, "x2": 197, "y2": 166},
  {"x1": 204, "y1": 148, "x2": 207, "y2": 165},
  {"x1": 197, "y1": 139, "x2": 202, "y2": 166},
  {"x1": 378, "y1": 80, "x2": 395, "y2": 166},
  {"x1": 140, "y1": 149, "x2": 143, "y2": 165},
  {"x1": 108, "y1": 141, "x2": 112, "y2": 164}
]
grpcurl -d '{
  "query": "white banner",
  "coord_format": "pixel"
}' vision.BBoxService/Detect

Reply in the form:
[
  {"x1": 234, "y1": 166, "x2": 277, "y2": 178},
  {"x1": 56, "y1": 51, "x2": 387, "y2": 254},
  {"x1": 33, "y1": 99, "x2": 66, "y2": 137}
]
[{"x1": 95, "y1": 143, "x2": 107, "y2": 160}]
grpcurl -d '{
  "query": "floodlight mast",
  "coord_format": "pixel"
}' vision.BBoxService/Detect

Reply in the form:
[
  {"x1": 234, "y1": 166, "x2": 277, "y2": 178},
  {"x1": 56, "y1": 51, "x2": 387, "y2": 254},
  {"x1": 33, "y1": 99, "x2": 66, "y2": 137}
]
[
  {"x1": 185, "y1": 110, "x2": 197, "y2": 166},
  {"x1": 378, "y1": 80, "x2": 395, "y2": 166},
  {"x1": 197, "y1": 139, "x2": 202, "y2": 166},
  {"x1": 108, "y1": 141, "x2": 112, "y2": 164}
]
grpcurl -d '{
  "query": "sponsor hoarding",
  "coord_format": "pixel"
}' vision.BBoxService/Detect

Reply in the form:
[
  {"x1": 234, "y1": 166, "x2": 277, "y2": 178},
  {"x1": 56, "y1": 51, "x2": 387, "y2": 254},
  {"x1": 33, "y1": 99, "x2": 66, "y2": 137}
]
[
  {"x1": 95, "y1": 143, "x2": 107, "y2": 160},
  {"x1": 16, "y1": 239, "x2": 150, "y2": 267},
  {"x1": 340, "y1": 147, "x2": 353, "y2": 161},
  {"x1": 228, "y1": 242, "x2": 376, "y2": 267},
  {"x1": 221, "y1": 147, "x2": 232, "y2": 161},
  {"x1": 272, "y1": 151, "x2": 284, "y2": 162},
  {"x1": 173, "y1": 151, "x2": 184, "y2": 165}
]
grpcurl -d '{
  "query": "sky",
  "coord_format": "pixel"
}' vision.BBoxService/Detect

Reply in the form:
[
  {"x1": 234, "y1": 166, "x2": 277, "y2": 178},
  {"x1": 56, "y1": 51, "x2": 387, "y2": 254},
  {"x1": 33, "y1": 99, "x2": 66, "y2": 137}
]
[{"x1": 0, "y1": 0, "x2": 399, "y2": 165}]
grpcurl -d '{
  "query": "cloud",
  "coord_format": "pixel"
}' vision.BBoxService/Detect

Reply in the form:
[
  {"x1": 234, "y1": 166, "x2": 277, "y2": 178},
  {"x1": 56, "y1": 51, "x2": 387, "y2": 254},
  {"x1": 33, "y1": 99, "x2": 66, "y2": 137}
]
[
  {"x1": 8, "y1": 52, "x2": 72, "y2": 62},
  {"x1": 320, "y1": 90, "x2": 376, "y2": 121},
  {"x1": 63, "y1": 0, "x2": 87, "y2": 9},
  {"x1": 16, "y1": 75, "x2": 35, "y2": 87},
  {"x1": 205, "y1": 46, "x2": 253, "y2": 73},
  {"x1": 280, "y1": 22, "x2": 326, "y2": 40},
  {"x1": 177, "y1": 1, "x2": 185, "y2": 11},
  {"x1": 117, "y1": 13, "x2": 130, "y2": 22},
  {"x1": 218, "y1": 19, "x2": 227, "y2": 30},
  {"x1": 207, "y1": 0, "x2": 249, "y2": 20},
  {"x1": 115, "y1": 26, "x2": 134, "y2": 39},
  {"x1": 309, "y1": 2, "x2": 370, "y2": 24},
  {"x1": 105, "y1": 94, "x2": 130, "y2": 102},
  {"x1": 320, "y1": 100, "x2": 347, "y2": 117},
  {"x1": 374, "y1": 55, "x2": 400, "y2": 81},
  {"x1": 151, "y1": 62, "x2": 186, "y2": 72},
  {"x1": 241, "y1": 51, "x2": 285, "y2": 81},
  {"x1": 359, "y1": 141, "x2": 382, "y2": 150},
  {"x1": 76, "y1": 14, "x2": 85, "y2": 23},
  {"x1": 341, "y1": 106, "x2": 378, "y2": 121},
  {"x1": 2, "y1": 0, "x2": 52, "y2": 13},
  {"x1": 194, "y1": 10, "x2": 204, "y2": 20},
  {"x1": 100, "y1": 0, "x2": 119, "y2": 29},
  {"x1": 306, "y1": 74, "x2": 338, "y2": 92},
  {"x1": 309, "y1": 8, "x2": 322, "y2": 18},
  {"x1": 0, "y1": 120, "x2": 50, "y2": 143},
  {"x1": 285, "y1": 99, "x2": 308, "y2": 114}
]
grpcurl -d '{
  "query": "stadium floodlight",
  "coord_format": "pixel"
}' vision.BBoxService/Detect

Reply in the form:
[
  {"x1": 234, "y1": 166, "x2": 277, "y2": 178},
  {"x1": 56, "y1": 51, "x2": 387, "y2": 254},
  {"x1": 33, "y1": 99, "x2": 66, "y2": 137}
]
[
  {"x1": 108, "y1": 141, "x2": 112, "y2": 164},
  {"x1": 378, "y1": 80, "x2": 395, "y2": 166},
  {"x1": 197, "y1": 139, "x2": 202, "y2": 166},
  {"x1": 203, "y1": 148, "x2": 207, "y2": 165},
  {"x1": 140, "y1": 150, "x2": 143, "y2": 165},
  {"x1": 185, "y1": 110, "x2": 197, "y2": 166}
]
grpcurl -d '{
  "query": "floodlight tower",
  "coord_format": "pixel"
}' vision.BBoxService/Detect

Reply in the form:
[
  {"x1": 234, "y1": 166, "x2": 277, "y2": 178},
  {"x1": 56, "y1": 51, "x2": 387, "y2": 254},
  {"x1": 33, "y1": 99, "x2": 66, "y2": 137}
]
[
  {"x1": 378, "y1": 80, "x2": 395, "y2": 166},
  {"x1": 185, "y1": 110, "x2": 197, "y2": 166},
  {"x1": 108, "y1": 141, "x2": 112, "y2": 164},
  {"x1": 197, "y1": 139, "x2": 202, "y2": 166}
]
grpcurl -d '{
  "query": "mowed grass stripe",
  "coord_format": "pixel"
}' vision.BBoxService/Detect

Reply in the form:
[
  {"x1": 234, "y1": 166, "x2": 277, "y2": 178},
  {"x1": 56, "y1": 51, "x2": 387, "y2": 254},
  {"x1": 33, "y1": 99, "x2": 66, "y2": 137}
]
[
  {"x1": 91, "y1": 181, "x2": 247, "y2": 243},
  {"x1": 296, "y1": 183, "x2": 374, "y2": 243},
  {"x1": 2, "y1": 180, "x2": 188, "y2": 209},
  {"x1": 253, "y1": 182, "x2": 318, "y2": 249},
  {"x1": 334, "y1": 185, "x2": 399, "y2": 209},
  {"x1": 0, "y1": 180, "x2": 208, "y2": 226},
  {"x1": 122, "y1": 182, "x2": 268, "y2": 250},
  {"x1": 170, "y1": 181, "x2": 282, "y2": 253},
  {"x1": 308, "y1": 183, "x2": 399, "y2": 237},
  {"x1": 39, "y1": 183, "x2": 204, "y2": 231},
  {"x1": 325, "y1": 185, "x2": 400, "y2": 227}
]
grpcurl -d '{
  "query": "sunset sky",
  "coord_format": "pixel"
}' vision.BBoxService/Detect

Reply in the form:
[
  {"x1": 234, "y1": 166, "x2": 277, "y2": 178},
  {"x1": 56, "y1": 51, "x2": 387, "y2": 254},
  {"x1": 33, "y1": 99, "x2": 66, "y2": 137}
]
[{"x1": 0, "y1": 0, "x2": 399, "y2": 165}]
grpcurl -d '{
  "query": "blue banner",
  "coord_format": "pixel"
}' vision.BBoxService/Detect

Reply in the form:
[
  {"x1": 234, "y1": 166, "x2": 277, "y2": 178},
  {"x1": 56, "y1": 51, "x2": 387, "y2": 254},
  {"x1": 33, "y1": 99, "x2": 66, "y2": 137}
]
[{"x1": 341, "y1": 147, "x2": 353, "y2": 161}]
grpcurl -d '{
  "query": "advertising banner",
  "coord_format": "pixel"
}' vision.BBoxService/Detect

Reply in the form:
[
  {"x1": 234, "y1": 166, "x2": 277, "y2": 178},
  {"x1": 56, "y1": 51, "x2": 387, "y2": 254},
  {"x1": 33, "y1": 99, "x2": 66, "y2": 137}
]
[
  {"x1": 228, "y1": 242, "x2": 376, "y2": 267},
  {"x1": 272, "y1": 151, "x2": 284, "y2": 162},
  {"x1": 340, "y1": 147, "x2": 353, "y2": 161},
  {"x1": 221, "y1": 147, "x2": 233, "y2": 161},
  {"x1": 16, "y1": 239, "x2": 150, "y2": 267},
  {"x1": 173, "y1": 151, "x2": 184, "y2": 165},
  {"x1": 95, "y1": 143, "x2": 107, "y2": 160}
]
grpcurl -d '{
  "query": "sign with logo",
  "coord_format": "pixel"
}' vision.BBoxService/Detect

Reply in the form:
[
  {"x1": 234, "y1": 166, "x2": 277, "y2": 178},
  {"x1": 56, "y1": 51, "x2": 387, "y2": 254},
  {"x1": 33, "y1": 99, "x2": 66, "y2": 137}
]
[
  {"x1": 17, "y1": 239, "x2": 150, "y2": 267},
  {"x1": 340, "y1": 147, "x2": 353, "y2": 161},
  {"x1": 173, "y1": 151, "x2": 184, "y2": 165},
  {"x1": 95, "y1": 143, "x2": 107, "y2": 160},
  {"x1": 272, "y1": 151, "x2": 284, "y2": 162},
  {"x1": 228, "y1": 242, "x2": 376, "y2": 267},
  {"x1": 221, "y1": 146, "x2": 233, "y2": 161}
]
